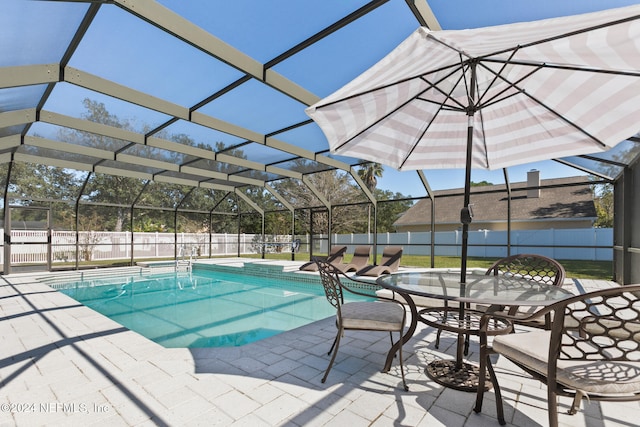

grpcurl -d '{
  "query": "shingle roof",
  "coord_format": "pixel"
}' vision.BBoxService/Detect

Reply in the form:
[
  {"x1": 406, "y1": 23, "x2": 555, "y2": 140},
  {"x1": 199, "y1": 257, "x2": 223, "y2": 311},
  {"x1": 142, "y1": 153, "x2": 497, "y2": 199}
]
[{"x1": 394, "y1": 176, "x2": 597, "y2": 226}]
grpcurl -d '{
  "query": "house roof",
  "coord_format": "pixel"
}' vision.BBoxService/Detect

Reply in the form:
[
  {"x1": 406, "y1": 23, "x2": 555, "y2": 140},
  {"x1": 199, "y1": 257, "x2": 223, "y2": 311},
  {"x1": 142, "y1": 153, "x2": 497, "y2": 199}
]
[{"x1": 394, "y1": 176, "x2": 597, "y2": 227}]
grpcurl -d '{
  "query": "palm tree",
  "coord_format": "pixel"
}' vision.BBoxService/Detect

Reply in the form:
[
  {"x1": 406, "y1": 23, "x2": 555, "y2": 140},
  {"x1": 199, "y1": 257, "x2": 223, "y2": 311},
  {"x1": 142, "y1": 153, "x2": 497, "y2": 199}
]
[{"x1": 357, "y1": 163, "x2": 383, "y2": 234}]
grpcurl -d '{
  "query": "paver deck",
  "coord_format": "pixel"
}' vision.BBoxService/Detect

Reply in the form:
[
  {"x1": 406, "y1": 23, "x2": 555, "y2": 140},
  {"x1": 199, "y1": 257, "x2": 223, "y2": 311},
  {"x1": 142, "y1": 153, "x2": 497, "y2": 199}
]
[{"x1": 0, "y1": 260, "x2": 637, "y2": 426}]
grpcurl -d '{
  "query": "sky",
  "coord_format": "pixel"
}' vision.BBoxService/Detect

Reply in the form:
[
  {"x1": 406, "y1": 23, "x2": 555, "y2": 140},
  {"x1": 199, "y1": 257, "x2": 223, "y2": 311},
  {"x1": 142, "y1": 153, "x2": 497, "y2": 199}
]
[{"x1": 9, "y1": 0, "x2": 640, "y2": 198}]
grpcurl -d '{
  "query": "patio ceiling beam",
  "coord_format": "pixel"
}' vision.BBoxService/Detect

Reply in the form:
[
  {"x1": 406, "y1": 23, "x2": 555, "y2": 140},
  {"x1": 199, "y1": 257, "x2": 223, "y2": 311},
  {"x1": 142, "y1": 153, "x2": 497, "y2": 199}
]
[
  {"x1": 0, "y1": 64, "x2": 59, "y2": 89},
  {"x1": 265, "y1": 136, "x2": 316, "y2": 159},
  {"x1": 14, "y1": 152, "x2": 95, "y2": 172},
  {"x1": 26, "y1": 136, "x2": 114, "y2": 160},
  {"x1": 113, "y1": 0, "x2": 318, "y2": 106},
  {"x1": 417, "y1": 170, "x2": 435, "y2": 200},
  {"x1": 178, "y1": 166, "x2": 227, "y2": 181},
  {"x1": 349, "y1": 167, "x2": 376, "y2": 205},
  {"x1": 152, "y1": 174, "x2": 199, "y2": 187},
  {"x1": 199, "y1": 181, "x2": 235, "y2": 192},
  {"x1": 314, "y1": 153, "x2": 351, "y2": 170},
  {"x1": 405, "y1": 0, "x2": 442, "y2": 29},
  {"x1": 265, "y1": 184, "x2": 294, "y2": 212},
  {"x1": 215, "y1": 153, "x2": 264, "y2": 171},
  {"x1": 302, "y1": 176, "x2": 331, "y2": 209},
  {"x1": 145, "y1": 136, "x2": 215, "y2": 159},
  {"x1": 266, "y1": 165, "x2": 302, "y2": 180},
  {"x1": 117, "y1": 154, "x2": 179, "y2": 172},
  {"x1": 578, "y1": 154, "x2": 628, "y2": 168},
  {"x1": 153, "y1": 172, "x2": 200, "y2": 187},
  {"x1": 224, "y1": 175, "x2": 265, "y2": 187},
  {"x1": 0, "y1": 135, "x2": 21, "y2": 151},
  {"x1": 92, "y1": 165, "x2": 152, "y2": 181},
  {"x1": 0, "y1": 109, "x2": 36, "y2": 128},
  {"x1": 0, "y1": 152, "x2": 14, "y2": 165},
  {"x1": 417, "y1": 169, "x2": 436, "y2": 268},
  {"x1": 64, "y1": 66, "x2": 189, "y2": 119},
  {"x1": 190, "y1": 112, "x2": 264, "y2": 144},
  {"x1": 553, "y1": 158, "x2": 616, "y2": 181},
  {"x1": 41, "y1": 110, "x2": 145, "y2": 144},
  {"x1": 235, "y1": 189, "x2": 264, "y2": 216}
]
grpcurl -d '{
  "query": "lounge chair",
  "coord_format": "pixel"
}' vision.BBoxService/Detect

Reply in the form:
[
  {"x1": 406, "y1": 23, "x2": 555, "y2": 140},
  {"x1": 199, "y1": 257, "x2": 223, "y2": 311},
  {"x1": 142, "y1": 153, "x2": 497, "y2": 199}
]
[
  {"x1": 332, "y1": 245, "x2": 371, "y2": 273},
  {"x1": 355, "y1": 246, "x2": 403, "y2": 277},
  {"x1": 299, "y1": 245, "x2": 347, "y2": 272}
]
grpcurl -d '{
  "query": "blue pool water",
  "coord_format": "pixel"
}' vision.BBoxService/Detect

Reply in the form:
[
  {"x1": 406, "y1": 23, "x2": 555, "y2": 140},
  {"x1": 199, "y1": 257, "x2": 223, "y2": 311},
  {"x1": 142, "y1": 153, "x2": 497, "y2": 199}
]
[{"x1": 57, "y1": 270, "x2": 374, "y2": 348}]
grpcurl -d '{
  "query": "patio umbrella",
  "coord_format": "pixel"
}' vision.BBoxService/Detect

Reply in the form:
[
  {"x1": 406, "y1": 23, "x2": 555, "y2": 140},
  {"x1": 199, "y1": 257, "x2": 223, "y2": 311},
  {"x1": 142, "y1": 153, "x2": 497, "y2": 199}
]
[{"x1": 306, "y1": 5, "x2": 640, "y2": 282}]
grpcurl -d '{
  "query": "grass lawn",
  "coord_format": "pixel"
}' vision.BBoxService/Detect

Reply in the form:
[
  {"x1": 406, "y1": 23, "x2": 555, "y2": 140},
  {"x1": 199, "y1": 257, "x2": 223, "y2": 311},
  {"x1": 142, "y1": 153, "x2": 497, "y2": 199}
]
[
  {"x1": 54, "y1": 253, "x2": 614, "y2": 281},
  {"x1": 399, "y1": 255, "x2": 613, "y2": 280}
]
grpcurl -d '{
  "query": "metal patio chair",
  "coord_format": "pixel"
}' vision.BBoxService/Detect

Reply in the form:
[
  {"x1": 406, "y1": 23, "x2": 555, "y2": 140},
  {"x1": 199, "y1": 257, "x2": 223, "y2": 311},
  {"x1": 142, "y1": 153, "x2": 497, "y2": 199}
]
[
  {"x1": 434, "y1": 254, "x2": 566, "y2": 352},
  {"x1": 315, "y1": 258, "x2": 408, "y2": 390},
  {"x1": 484, "y1": 253, "x2": 566, "y2": 330},
  {"x1": 474, "y1": 284, "x2": 640, "y2": 426}
]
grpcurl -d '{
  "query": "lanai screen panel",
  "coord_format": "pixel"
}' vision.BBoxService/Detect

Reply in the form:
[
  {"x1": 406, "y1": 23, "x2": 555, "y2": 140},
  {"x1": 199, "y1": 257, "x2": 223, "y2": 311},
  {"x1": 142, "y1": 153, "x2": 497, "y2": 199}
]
[{"x1": 0, "y1": 0, "x2": 637, "y2": 213}]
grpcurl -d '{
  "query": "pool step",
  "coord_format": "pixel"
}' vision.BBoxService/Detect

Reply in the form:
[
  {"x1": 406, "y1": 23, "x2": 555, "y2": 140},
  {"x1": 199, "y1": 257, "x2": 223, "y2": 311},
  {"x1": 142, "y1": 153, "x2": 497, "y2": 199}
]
[{"x1": 176, "y1": 260, "x2": 192, "y2": 273}]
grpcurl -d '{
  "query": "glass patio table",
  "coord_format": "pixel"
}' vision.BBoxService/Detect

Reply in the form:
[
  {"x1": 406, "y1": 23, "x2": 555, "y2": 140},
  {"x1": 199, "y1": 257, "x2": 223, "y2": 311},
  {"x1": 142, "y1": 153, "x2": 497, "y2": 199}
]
[{"x1": 376, "y1": 271, "x2": 574, "y2": 391}]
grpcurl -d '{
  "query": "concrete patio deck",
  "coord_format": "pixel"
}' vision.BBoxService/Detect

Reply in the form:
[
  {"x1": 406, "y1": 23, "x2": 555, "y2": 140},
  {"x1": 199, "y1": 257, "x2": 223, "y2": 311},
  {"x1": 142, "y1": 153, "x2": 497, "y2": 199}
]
[{"x1": 0, "y1": 261, "x2": 638, "y2": 426}]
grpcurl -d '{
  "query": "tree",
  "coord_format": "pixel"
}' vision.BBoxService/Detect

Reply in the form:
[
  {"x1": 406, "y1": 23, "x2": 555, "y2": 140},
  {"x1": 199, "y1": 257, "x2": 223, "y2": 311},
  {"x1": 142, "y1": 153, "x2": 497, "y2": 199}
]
[
  {"x1": 357, "y1": 163, "x2": 383, "y2": 234},
  {"x1": 358, "y1": 162, "x2": 383, "y2": 191},
  {"x1": 375, "y1": 190, "x2": 414, "y2": 232},
  {"x1": 471, "y1": 180, "x2": 493, "y2": 187},
  {"x1": 57, "y1": 99, "x2": 147, "y2": 231},
  {"x1": 55, "y1": 99, "x2": 243, "y2": 232},
  {"x1": 7, "y1": 162, "x2": 81, "y2": 229},
  {"x1": 77, "y1": 210, "x2": 104, "y2": 261},
  {"x1": 271, "y1": 162, "x2": 366, "y2": 234},
  {"x1": 592, "y1": 182, "x2": 614, "y2": 227}
]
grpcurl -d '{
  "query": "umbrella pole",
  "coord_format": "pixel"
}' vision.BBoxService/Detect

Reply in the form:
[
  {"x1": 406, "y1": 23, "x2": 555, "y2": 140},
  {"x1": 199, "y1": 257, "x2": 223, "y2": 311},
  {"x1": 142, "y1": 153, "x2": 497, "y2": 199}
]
[
  {"x1": 460, "y1": 113, "x2": 474, "y2": 284},
  {"x1": 426, "y1": 116, "x2": 487, "y2": 391},
  {"x1": 461, "y1": 60, "x2": 477, "y2": 287},
  {"x1": 457, "y1": 113, "x2": 474, "y2": 369}
]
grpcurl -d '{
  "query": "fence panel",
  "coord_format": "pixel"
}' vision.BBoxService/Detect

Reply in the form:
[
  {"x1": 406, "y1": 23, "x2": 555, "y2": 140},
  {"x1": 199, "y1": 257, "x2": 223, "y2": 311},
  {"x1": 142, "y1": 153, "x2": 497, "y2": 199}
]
[{"x1": 0, "y1": 228, "x2": 614, "y2": 266}]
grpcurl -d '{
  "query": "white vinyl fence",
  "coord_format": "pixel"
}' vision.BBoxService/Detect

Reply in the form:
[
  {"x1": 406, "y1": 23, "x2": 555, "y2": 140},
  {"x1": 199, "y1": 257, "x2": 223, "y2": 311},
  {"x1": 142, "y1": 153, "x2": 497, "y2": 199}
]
[
  {"x1": 2, "y1": 228, "x2": 613, "y2": 266},
  {"x1": 332, "y1": 228, "x2": 613, "y2": 261},
  {"x1": 3, "y1": 231, "x2": 260, "y2": 265}
]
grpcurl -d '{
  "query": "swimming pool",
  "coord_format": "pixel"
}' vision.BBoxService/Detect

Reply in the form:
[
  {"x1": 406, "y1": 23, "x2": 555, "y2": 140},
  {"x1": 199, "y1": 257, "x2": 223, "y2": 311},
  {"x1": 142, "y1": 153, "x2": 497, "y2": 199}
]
[{"x1": 56, "y1": 269, "x2": 375, "y2": 348}]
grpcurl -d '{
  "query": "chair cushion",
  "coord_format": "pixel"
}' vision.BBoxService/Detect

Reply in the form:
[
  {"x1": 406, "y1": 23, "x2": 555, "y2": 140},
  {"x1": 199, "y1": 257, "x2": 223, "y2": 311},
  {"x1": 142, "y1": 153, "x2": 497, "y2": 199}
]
[
  {"x1": 493, "y1": 331, "x2": 640, "y2": 395},
  {"x1": 340, "y1": 301, "x2": 405, "y2": 331}
]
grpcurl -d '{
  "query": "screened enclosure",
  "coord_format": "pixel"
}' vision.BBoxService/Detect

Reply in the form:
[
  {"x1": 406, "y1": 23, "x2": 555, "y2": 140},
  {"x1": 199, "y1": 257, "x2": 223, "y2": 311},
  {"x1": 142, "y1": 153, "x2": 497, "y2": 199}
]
[{"x1": 1, "y1": 1, "x2": 640, "y2": 282}]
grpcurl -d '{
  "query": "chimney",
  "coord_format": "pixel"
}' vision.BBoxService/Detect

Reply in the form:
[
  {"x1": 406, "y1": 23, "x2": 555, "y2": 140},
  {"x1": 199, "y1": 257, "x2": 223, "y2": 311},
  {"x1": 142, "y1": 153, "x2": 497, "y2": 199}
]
[{"x1": 527, "y1": 169, "x2": 540, "y2": 198}]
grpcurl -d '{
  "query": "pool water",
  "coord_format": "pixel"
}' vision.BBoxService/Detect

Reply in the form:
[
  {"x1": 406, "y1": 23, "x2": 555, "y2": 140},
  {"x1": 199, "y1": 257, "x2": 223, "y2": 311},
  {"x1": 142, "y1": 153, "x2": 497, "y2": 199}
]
[{"x1": 57, "y1": 270, "x2": 374, "y2": 348}]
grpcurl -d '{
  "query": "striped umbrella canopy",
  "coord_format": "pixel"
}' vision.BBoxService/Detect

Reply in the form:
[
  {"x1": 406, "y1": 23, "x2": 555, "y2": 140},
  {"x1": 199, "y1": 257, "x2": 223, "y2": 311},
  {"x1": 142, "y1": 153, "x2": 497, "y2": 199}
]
[{"x1": 306, "y1": 5, "x2": 640, "y2": 279}]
